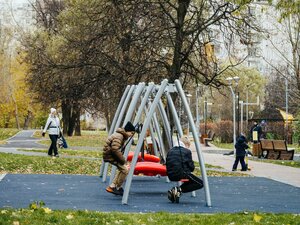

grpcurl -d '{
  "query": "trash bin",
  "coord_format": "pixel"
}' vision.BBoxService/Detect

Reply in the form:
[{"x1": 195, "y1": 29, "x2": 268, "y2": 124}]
[
  {"x1": 252, "y1": 143, "x2": 261, "y2": 157},
  {"x1": 200, "y1": 134, "x2": 208, "y2": 144}
]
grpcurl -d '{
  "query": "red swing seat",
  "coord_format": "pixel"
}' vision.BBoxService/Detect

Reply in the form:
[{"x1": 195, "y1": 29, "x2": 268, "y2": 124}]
[
  {"x1": 128, "y1": 161, "x2": 167, "y2": 176},
  {"x1": 127, "y1": 151, "x2": 160, "y2": 163}
]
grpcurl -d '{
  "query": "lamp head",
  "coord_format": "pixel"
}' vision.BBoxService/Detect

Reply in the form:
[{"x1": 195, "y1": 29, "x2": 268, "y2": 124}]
[
  {"x1": 225, "y1": 77, "x2": 233, "y2": 85},
  {"x1": 233, "y1": 76, "x2": 240, "y2": 83}
]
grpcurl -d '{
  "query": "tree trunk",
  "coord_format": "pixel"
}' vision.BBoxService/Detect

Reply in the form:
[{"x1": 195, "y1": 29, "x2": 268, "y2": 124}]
[
  {"x1": 169, "y1": 0, "x2": 190, "y2": 82},
  {"x1": 23, "y1": 110, "x2": 33, "y2": 130},
  {"x1": 4, "y1": 115, "x2": 10, "y2": 128},
  {"x1": 74, "y1": 104, "x2": 81, "y2": 136},
  {"x1": 11, "y1": 95, "x2": 20, "y2": 129},
  {"x1": 62, "y1": 99, "x2": 71, "y2": 136},
  {"x1": 67, "y1": 108, "x2": 75, "y2": 136},
  {"x1": 105, "y1": 107, "x2": 111, "y2": 132}
]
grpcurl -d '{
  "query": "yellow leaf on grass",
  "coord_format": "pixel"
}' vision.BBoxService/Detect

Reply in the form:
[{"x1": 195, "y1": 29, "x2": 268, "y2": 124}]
[
  {"x1": 43, "y1": 207, "x2": 52, "y2": 214},
  {"x1": 13, "y1": 221, "x2": 20, "y2": 225},
  {"x1": 253, "y1": 213, "x2": 262, "y2": 222},
  {"x1": 66, "y1": 214, "x2": 74, "y2": 219}
]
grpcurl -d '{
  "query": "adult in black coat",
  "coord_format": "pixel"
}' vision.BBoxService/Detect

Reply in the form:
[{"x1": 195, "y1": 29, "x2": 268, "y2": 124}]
[
  {"x1": 232, "y1": 135, "x2": 249, "y2": 171},
  {"x1": 250, "y1": 121, "x2": 262, "y2": 143},
  {"x1": 166, "y1": 137, "x2": 203, "y2": 203}
]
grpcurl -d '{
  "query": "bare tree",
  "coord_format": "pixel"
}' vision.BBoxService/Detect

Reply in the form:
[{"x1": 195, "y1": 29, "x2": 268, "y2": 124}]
[{"x1": 23, "y1": 0, "x2": 259, "y2": 133}]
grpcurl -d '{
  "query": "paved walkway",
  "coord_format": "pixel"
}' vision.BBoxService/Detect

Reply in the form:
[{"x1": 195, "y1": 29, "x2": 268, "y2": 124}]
[
  {"x1": 0, "y1": 130, "x2": 299, "y2": 213},
  {"x1": 190, "y1": 142, "x2": 300, "y2": 188}
]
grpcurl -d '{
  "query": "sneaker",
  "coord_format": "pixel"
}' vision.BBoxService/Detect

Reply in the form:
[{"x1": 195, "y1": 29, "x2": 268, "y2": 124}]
[
  {"x1": 172, "y1": 187, "x2": 181, "y2": 203},
  {"x1": 54, "y1": 154, "x2": 59, "y2": 157},
  {"x1": 167, "y1": 189, "x2": 175, "y2": 203},
  {"x1": 106, "y1": 186, "x2": 123, "y2": 196},
  {"x1": 232, "y1": 169, "x2": 236, "y2": 171},
  {"x1": 117, "y1": 187, "x2": 124, "y2": 195}
]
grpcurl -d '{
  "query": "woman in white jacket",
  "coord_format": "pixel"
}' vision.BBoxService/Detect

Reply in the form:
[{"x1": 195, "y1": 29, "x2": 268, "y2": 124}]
[{"x1": 42, "y1": 108, "x2": 61, "y2": 157}]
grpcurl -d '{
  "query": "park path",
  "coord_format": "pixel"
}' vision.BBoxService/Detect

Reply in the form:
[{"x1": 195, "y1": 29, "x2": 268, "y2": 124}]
[
  {"x1": 0, "y1": 130, "x2": 299, "y2": 188},
  {"x1": 0, "y1": 130, "x2": 99, "y2": 159},
  {"x1": 190, "y1": 142, "x2": 300, "y2": 188}
]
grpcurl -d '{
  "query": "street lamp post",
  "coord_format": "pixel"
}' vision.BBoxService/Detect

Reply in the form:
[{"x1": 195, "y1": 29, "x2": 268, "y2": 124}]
[
  {"x1": 195, "y1": 87, "x2": 200, "y2": 135},
  {"x1": 245, "y1": 83, "x2": 255, "y2": 131},
  {"x1": 285, "y1": 78, "x2": 289, "y2": 142},
  {"x1": 226, "y1": 76, "x2": 240, "y2": 147},
  {"x1": 186, "y1": 93, "x2": 192, "y2": 136}
]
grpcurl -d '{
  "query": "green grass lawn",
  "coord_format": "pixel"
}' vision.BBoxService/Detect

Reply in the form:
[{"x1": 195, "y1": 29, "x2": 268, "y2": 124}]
[
  {"x1": 250, "y1": 158, "x2": 300, "y2": 168},
  {"x1": 0, "y1": 209, "x2": 299, "y2": 225},
  {"x1": 18, "y1": 149, "x2": 102, "y2": 158},
  {"x1": 0, "y1": 128, "x2": 20, "y2": 144},
  {"x1": 34, "y1": 130, "x2": 107, "y2": 148},
  {"x1": 0, "y1": 153, "x2": 101, "y2": 175}
]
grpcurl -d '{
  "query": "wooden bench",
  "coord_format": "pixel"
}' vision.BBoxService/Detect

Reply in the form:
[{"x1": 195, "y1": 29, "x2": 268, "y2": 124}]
[
  {"x1": 204, "y1": 132, "x2": 215, "y2": 147},
  {"x1": 260, "y1": 139, "x2": 295, "y2": 160}
]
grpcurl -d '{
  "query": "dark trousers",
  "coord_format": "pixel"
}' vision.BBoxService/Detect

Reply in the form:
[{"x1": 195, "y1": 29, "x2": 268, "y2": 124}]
[
  {"x1": 180, "y1": 173, "x2": 203, "y2": 193},
  {"x1": 232, "y1": 156, "x2": 247, "y2": 171},
  {"x1": 48, "y1": 134, "x2": 59, "y2": 156}
]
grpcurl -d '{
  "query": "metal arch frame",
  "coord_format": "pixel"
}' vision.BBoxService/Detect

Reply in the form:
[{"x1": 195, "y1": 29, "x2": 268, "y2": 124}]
[
  {"x1": 122, "y1": 79, "x2": 169, "y2": 204},
  {"x1": 99, "y1": 85, "x2": 131, "y2": 179},
  {"x1": 108, "y1": 83, "x2": 146, "y2": 184},
  {"x1": 100, "y1": 79, "x2": 211, "y2": 207}
]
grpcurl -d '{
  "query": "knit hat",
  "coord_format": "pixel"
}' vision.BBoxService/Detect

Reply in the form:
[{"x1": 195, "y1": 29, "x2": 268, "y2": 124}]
[
  {"x1": 50, "y1": 108, "x2": 56, "y2": 114},
  {"x1": 124, "y1": 121, "x2": 135, "y2": 132}
]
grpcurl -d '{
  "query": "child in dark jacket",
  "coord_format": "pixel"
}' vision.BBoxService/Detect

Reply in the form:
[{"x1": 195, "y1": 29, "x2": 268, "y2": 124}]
[{"x1": 232, "y1": 135, "x2": 249, "y2": 171}]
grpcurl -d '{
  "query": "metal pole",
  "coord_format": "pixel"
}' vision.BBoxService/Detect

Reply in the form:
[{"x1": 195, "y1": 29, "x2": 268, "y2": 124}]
[
  {"x1": 122, "y1": 83, "x2": 155, "y2": 158},
  {"x1": 175, "y1": 80, "x2": 211, "y2": 207},
  {"x1": 229, "y1": 86, "x2": 236, "y2": 146},
  {"x1": 246, "y1": 89, "x2": 249, "y2": 133},
  {"x1": 285, "y1": 78, "x2": 288, "y2": 142},
  {"x1": 109, "y1": 83, "x2": 145, "y2": 185},
  {"x1": 240, "y1": 101, "x2": 243, "y2": 134},
  {"x1": 99, "y1": 85, "x2": 130, "y2": 177},
  {"x1": 166, "y1": 92, "x2": 184, "y2": 136},
  {"x1": 101, "y1": 85, "x2": 136, "y2": 182},
  {"x1": 122, "y1": 79, "x2": 168, "y2": 204},
  {"x1": 237, "y1": 92, "x2": 240, "y2": 136},
  {"x1": 204, "y1": 97, "x2": 207, "y2": 134},
  {"x1": 195, "y1": 87, "x2": 200, "y2": 135}
]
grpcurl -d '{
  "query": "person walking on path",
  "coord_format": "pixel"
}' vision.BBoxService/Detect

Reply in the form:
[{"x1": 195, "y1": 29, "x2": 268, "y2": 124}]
[
  {"x1": 103, "y1": 121, "x2": 136, "y2": 196},
  {"x1": 166, "y1": 136, "x2": 203, "y2": 203},
  {"x1": 42, "y1": 108, "x2": 61, "y2": 157},
  {"x1": 232, "y1": 134, "x2": 249, "y2": 171}
]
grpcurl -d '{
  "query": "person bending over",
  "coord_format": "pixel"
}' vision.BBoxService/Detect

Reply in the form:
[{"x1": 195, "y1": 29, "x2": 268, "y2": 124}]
[
  {"x1": 103, "y1": 121, "x2": 136, "y2": 196},
  {"x1": 166, "y1": 136, "x2": 203, "y2": 203}
]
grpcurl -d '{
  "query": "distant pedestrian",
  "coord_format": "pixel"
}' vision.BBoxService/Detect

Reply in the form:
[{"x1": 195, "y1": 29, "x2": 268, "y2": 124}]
[
  {"x1": 250, "y1": 121, "x2": 262, "y2": 143},
  {"x1": 103, "y1": 121, "x2": 136, "y2": 196},
  {"x1": 166, "y1": 136, "x2": 203, "y2": 203},
  {"x1": 42, "y1": 108, "x2": 61, "y2": 157},
  {"x1": 232, "y1": 135, "x2": 249, "y2": 171}
]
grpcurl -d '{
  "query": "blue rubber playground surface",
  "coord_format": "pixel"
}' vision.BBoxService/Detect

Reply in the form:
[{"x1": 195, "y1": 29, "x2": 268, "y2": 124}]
[{"x1": 0, "y1": 174, "x2": 299, "y2": 213}]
